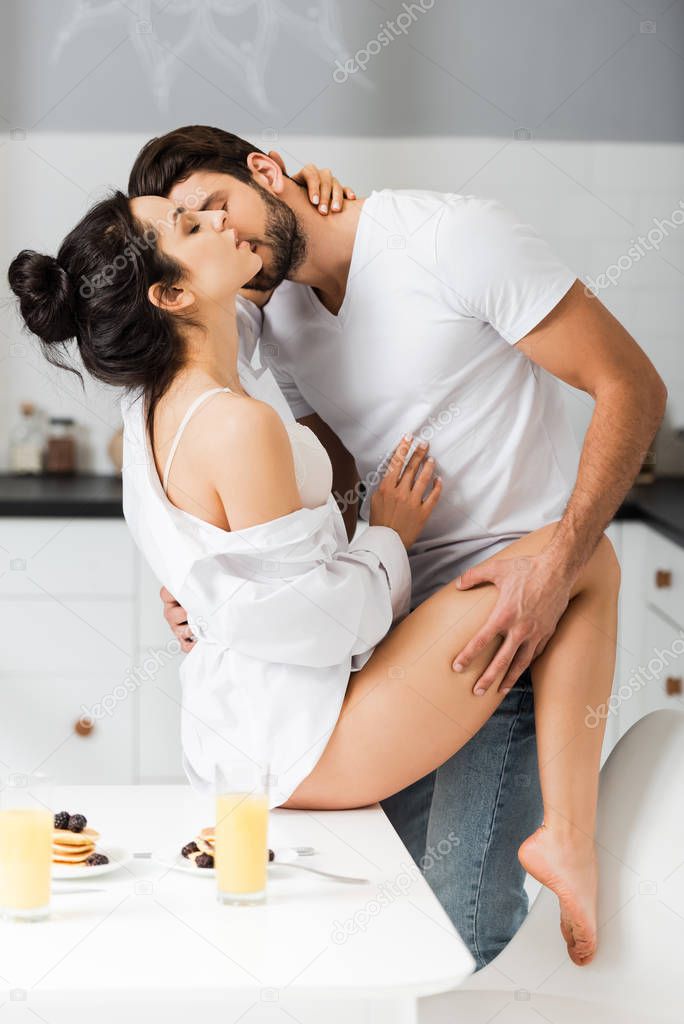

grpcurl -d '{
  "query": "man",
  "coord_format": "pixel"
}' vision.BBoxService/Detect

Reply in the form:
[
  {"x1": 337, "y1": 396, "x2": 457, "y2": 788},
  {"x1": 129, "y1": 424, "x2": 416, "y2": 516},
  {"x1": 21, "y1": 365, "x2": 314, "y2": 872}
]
[{"x1": 128, "y1": 125, "x2": 666, "y2": 967}]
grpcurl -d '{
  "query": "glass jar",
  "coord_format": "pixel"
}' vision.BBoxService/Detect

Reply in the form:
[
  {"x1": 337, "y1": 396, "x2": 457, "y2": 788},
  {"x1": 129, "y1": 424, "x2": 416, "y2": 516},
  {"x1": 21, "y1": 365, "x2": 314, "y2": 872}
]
[
  {"x1": 45, "y1": 418, "x2": 77, "y2": 475},
  {"x1": 9, "y1": 402, "x2": 44, "y2": 475}
]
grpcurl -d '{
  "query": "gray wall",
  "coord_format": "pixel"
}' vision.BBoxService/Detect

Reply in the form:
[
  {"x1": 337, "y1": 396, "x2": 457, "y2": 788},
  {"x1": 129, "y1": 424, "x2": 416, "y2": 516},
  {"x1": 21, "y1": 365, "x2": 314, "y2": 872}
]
[{"x1": 1, "y1": 0, "x2": 683, "y2": 141}]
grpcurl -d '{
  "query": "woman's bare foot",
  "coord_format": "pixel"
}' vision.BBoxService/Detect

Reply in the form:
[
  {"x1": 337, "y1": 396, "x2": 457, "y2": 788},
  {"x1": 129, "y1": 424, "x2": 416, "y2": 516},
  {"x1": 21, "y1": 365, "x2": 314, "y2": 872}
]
[{"x1": 518, "y1": 824, "x2": 598, "y2": 966}]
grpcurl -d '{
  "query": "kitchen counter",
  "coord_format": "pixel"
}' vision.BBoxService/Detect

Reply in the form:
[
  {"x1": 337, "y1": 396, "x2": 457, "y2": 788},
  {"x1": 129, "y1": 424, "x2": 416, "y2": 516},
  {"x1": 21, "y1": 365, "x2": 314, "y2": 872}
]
[
  {"x1": 615, "y1": 477, "x2": 684, "y2": 548},
  {"x1": 0, "y1": 786, "x2": 473, "y2": 1020},
  {"x1": 1, "y1": 472, "x2": 683, "y2": 547},
  {"x1": 0, "y1": 473, "x2": 122, "y2": 517}
]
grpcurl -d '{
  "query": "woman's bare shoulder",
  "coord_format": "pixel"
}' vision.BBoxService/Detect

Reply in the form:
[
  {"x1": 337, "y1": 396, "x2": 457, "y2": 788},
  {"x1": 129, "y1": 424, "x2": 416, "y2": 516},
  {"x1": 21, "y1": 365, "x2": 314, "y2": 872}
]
[
  {"x1": 196, "y1": 391, "x2": 289, "y2": 455},
  {"x1": 192, "y1": 392, "x2": 302, "y2": 530}
]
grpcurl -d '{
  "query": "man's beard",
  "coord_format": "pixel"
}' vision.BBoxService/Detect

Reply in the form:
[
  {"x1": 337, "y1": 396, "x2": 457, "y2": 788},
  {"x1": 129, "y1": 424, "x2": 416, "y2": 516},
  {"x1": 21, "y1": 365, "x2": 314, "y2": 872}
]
[{"x1": 245, "y1": 184, "x2": 307, "y2": 292}]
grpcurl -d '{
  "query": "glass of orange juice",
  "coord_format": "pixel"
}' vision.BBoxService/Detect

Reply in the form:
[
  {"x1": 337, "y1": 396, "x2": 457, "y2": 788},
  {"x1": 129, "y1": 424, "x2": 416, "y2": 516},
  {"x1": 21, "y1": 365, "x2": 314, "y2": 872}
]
[
  {"x1": 0, "y1": 772, "x2": 54, "y2": 921},
  {"x1": 214, "y1": 762, "x2": 269, "y2": 905}
]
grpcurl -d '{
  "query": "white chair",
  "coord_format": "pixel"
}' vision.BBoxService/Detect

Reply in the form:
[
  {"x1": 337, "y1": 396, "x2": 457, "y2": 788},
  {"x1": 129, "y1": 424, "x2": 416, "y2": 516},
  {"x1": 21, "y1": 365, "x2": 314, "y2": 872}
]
[{"x1": 420, "y1": 710, "x2": 684, "y2": 1023}]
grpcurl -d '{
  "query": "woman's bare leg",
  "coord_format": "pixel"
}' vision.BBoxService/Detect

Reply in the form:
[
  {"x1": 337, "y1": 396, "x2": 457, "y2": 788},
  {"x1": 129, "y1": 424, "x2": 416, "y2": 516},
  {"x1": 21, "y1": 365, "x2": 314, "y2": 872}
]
[
  {"x1": 518, "y1": 547, "x2": 619, "y2": 965},
  {"x1": 284, "y1": 524, "x2": 620, "y2": 964},
  {"x1": 285, "y1": 526, "x2": 618, "y2": 809}
]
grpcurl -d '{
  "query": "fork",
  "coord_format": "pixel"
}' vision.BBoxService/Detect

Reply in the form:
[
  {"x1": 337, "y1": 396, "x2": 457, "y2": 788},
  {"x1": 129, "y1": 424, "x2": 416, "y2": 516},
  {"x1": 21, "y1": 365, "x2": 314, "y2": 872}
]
[{"x1": 271, "y1": 858, "x2": 369, "y2": 884}]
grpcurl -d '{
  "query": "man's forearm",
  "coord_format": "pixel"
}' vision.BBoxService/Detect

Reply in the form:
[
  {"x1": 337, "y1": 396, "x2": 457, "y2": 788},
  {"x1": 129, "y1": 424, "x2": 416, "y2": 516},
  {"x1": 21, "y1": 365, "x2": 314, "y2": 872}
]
[
  {"x1": 299, "y1": 412, "x2": 360, "y2": 540},
  {"x1": 546, "y1": 376, "x2": 667, "y2": 575},
  {"x1": 333, "y1": 461, "x2": 361, "y2": 541}
]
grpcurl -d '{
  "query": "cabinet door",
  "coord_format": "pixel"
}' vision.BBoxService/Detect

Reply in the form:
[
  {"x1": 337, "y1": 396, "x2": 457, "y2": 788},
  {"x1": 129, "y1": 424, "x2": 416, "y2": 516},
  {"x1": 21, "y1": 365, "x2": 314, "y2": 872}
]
[
  {"x1": 0, "y1": 519, "x2": 138, "y2": 784},
  {"x1": 638, "y1": 605, "x2": 684, "y2": 722},
  {"x1": 643, "y1": 530, "x2": 684, "y2": 629},
  {"x1": 135, "y1": 561, "x2": 185, "y2": 781},
  {"x1": 0, "y1": 598, "x2": 134, "y2": 676},
  {"x1": 0, "y1": 672, "x2": 135, "y2": 784},
  {"x1": 136, "y1": 650, "x2": 184, "y2": 782},
  {"x1": 0, "y1": 518, "x2": 136, "y2": 598}
]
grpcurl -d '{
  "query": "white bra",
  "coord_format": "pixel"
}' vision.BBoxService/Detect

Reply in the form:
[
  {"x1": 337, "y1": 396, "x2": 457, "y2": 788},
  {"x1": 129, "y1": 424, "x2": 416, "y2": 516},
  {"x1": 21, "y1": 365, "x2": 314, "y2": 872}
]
[{"x1": 162, "y1": 386, "x2": 333, "y2": 511}]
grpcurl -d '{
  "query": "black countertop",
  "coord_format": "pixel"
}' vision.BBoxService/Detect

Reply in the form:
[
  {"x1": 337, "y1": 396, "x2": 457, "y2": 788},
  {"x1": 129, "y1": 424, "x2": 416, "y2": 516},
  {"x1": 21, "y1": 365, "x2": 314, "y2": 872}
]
[
  {"x1": 614, "y1": 477, "x2": 684, "y2": 547},
  {"x1": 0, "y1": 473, "x2": 123, "y2": 518},
  {"x1": 0, "y1": 473, "x2": 683, "y2": 545}
]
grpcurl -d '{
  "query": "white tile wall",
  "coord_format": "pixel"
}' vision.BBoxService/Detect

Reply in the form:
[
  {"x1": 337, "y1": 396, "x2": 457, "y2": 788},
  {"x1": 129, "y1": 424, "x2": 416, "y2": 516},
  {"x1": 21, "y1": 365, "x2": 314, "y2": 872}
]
[{"x1": 2, "y1": 133, "x2": 683, "y2": 472}]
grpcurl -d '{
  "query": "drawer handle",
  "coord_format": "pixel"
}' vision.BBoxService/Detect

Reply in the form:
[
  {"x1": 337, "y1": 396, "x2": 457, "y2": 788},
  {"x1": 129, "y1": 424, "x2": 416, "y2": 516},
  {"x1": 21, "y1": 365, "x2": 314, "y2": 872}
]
[
  {"x1": 74, "y1": 716, "x2": 95, "y2": 737},
  {"x1": 655, "y1": 569, "x2": 672, "y2": 588},
  {"x1": 666, "y1": 677, "x2": 682, "y2": 696}
]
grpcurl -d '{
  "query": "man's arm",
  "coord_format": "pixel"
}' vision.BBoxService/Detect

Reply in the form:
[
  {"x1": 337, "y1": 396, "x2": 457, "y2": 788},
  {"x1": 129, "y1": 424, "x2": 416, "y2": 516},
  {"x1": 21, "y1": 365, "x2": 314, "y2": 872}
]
[
  {"x1": 299, "y1": 412, "x2": 361, "y2": 541},
  {"x1": 452, "y1": 279, "x2": 667, "y2": 692},
  {"x1": 515, "y1": 280, "x2": 667, "y2": 571}
]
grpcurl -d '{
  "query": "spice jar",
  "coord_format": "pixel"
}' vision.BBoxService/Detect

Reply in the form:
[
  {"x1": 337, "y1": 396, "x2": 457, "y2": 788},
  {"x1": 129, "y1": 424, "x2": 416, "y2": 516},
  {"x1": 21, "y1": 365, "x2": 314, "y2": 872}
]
[
  {"x1": 45, "y1": 417, "x2": 77, "y2": 475},
  {"x1": 9, "y1": 401, "x2": 44, "y2": 475}
]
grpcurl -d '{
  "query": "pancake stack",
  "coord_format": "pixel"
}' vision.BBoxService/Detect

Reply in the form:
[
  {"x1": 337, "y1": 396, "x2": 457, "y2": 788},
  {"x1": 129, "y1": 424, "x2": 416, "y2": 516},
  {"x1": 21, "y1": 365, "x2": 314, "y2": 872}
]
[
  {"x1": 52, "y1": 826, "x2": 101, "y2": 865},
  {"x1": 182, "y1": 826, "x2": 215, "y2": 868},
  {"x1": 181, "y1": 827, "x2": 275, "y2": 870},
  {"x1": 51, "y1": 811, "x2": 109, "y2": 867}
]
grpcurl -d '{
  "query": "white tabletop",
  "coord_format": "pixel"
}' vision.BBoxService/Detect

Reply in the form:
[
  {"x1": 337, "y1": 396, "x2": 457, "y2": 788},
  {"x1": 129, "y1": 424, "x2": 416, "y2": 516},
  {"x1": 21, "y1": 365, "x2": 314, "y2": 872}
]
[{"x1": 0, "y1": 785, "x2": 473, "y2": 1010}]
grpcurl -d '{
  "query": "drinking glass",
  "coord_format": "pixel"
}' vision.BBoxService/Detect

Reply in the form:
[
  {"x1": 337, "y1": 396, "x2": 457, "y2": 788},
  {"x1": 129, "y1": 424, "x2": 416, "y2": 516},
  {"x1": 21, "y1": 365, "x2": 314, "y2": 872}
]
[
  {"x1": 214, "y1": 762, "x2": 269, "y2": 905},
  {"x1": 0, "y1": 772, "x2": 54, "y2": 921}
]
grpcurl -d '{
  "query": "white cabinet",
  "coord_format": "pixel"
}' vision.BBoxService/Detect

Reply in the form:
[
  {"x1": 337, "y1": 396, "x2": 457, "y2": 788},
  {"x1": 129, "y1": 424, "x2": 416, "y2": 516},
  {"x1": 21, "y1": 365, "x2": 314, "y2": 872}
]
[
  {"x1": 603, "y1": 521, "x2": 684, "y2": 760},
  {"x1": 0, "y1": 518, "x2": 139, "y2": 783},
  {"x1": 2, "y1": 673, "x2": 134, "y2": 784},
  {"x1": 0, "y1": 515, "x2": 187, "y2": 785},
  {"x1": 0, "y1": 517, "x2": 136, "y2": 598},
  {"x1": 641, "y1": 606, "x2": 684, "y2": 717},
  {"x1": 135, "y1": 558, "x2": 185, "y2": 783}
]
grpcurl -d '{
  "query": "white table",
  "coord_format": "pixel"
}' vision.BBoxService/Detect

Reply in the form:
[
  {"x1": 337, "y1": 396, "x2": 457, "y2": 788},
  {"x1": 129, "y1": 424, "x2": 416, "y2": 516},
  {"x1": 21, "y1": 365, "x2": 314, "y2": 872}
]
[{"x1": 0, "y1": 786, "x2": 474, "y2": 1022}]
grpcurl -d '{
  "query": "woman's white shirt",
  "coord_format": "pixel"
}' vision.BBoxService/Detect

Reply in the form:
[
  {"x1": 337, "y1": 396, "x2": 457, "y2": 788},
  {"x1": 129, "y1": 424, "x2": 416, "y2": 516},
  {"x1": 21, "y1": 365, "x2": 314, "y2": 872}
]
[{"x1": 120, "y1": 297, "x2": 411, "y2": 807}]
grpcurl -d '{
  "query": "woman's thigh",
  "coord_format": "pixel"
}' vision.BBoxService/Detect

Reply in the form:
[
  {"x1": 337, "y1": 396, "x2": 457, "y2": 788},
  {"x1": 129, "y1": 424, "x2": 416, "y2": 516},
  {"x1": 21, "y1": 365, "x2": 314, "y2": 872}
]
[
  {"x1": 283, "y1": 574, "x2": 504, "y2": 809},
  {"x1": 284, "y1": 521, "x2": 613, "y2": 811}
]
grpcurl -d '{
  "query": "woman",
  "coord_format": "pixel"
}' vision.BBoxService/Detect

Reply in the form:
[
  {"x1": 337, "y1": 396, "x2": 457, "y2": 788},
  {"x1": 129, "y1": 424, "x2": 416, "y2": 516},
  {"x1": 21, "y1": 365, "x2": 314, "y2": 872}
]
[{"x1": 8, "y1": 188, "x2": 619, "y2": 968}]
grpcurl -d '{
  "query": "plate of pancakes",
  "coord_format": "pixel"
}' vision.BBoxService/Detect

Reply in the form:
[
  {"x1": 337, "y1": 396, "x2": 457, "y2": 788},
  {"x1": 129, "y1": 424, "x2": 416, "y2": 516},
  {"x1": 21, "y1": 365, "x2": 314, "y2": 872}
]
[
  {"x1": 153, "y1": 826, "x2": 292, "y2": 878},
  {"x1": 52, "y1": 811, "x2": 131, "y2": 880}
]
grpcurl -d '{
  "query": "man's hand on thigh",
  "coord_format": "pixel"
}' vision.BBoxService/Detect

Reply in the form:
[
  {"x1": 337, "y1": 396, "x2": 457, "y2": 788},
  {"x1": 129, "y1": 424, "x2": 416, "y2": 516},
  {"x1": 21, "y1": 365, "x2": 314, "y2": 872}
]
[{"x1": 451, "y1": 549, "x2": 573, "y2": 695}]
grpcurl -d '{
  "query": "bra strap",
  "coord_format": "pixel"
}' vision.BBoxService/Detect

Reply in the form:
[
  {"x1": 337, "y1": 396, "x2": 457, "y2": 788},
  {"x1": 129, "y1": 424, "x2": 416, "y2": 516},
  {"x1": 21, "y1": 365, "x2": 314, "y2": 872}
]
[{"x1": 162, "y1": 387, "x2": 231, "y2": 494}]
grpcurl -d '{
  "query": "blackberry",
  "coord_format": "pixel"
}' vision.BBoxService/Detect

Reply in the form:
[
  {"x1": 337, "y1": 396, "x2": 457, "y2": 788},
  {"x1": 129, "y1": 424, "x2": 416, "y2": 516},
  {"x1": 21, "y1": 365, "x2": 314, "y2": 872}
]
[
  {"x1": 268, "y1": 848, "x2": 275, "y2": 862},
  {"x1": 85, "y1": 853, "x2": 109, "y2": 866},
  {"x1": 54, "y1": 811, "x2": 70, "y2": 830},
  {"x1": 68, "y1": 813, "x2": 87, "y2": 833},
  {"x1": 181, "y1": 841, "x2": 199, "y2": 859},
  {"x1": 195, "y1": 853, "x2": 214, "y2": 869}
]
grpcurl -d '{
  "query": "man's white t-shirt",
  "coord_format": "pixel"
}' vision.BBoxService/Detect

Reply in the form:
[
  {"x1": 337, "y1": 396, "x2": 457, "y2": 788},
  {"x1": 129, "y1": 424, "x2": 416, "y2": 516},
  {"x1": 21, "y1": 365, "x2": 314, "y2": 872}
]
[{"x1": 260, "y1": 190, "x2": 580, "y2": 606}]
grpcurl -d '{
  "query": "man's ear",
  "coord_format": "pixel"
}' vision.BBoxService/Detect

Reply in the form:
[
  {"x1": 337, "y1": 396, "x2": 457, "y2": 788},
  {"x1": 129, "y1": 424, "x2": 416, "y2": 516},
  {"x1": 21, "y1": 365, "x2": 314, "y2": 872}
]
[
  {"x1": 247, "y1": 151, "x2": 285, "y2": 195},
  {"x1": 147, "y1": 281, "x2": 195, "y2": 313}
]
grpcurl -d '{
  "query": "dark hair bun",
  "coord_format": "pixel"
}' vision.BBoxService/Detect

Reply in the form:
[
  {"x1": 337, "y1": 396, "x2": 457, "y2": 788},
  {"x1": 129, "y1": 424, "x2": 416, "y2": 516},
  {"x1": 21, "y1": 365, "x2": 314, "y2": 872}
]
[{"x1": 8, "y1": 250, "x2": 76, "y2": 344}]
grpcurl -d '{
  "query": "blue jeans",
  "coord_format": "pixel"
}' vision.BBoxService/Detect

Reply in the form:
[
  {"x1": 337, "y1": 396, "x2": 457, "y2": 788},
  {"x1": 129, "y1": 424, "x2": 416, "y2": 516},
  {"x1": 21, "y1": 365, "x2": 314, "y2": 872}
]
[{"x1": 381, "y1": 667, "x2": 542, "y2": 969}]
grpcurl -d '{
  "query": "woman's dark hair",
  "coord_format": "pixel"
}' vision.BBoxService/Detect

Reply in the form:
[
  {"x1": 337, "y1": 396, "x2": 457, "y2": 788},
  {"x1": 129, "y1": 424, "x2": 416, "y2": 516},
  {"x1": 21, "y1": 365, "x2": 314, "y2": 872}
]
[
  {"x1": 8, "y1": 190, "x2": 193, "y2": 442},
  {"x1": 128, "y1": 125, "x2": 265, "y2": 200}
]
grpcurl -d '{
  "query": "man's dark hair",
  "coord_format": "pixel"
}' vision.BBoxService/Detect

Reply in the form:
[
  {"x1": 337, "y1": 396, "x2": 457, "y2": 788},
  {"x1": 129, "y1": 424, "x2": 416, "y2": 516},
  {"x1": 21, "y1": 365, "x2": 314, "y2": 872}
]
[{"x1": 128, "y1": 125, "x2": 265, "y2": 199}]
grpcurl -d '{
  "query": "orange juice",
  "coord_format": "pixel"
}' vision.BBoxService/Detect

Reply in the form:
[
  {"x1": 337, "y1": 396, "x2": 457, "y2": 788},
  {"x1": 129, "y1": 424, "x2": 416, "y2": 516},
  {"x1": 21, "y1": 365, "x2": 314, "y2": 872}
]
[
  {"x1": 215, "y1": 793, "x2": 268, "y2": 903},
  {"x1": 0, "y1": 808, "x2": 53, "y2": 918}
]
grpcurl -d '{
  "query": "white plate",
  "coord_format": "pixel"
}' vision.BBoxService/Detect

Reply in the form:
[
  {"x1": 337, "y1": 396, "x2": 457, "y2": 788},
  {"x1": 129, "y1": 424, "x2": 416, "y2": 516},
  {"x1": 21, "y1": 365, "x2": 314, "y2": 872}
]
[
  {"x1": 152, "y1": 843, "x2": 299, "y2": 879},
  {"x1": 52, "y1": 846, "x2": 132, "y2": 880}
]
